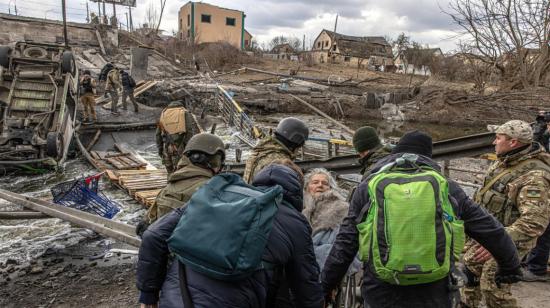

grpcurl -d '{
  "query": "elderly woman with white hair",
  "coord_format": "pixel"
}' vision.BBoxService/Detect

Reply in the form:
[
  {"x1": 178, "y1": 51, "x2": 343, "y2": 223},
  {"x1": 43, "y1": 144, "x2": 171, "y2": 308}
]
[
  {"x1": 303, "y1": 168, "x2": 360, "y2": 274},
  {"x1": 303, "y1": 168, "x2": 348, "y2": 235}
]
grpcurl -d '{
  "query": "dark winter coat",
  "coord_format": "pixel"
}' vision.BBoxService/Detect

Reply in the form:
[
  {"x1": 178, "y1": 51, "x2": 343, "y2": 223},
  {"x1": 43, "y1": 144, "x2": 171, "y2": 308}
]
[
  {"x1": 320, "y1": 153, "x2": 521, "y2": 308},
  {"x1": 136, "y1": 164, "x2": 323, "y2": 308},
  {"x1": 98, "y1": 63, "x2": 113, "y2": 82},
  {"x1": 120, "y1": 71, "x2": 136, "y2": 91}
]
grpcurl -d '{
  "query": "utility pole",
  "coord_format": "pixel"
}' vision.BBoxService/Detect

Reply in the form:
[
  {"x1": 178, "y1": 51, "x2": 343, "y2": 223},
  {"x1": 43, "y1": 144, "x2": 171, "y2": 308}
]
[
  {"x1": 303, "y1": 34, "x2": 306, "y2": 51},
  {"x1": 333, "y1": 14, "x2": 338, "y2": 33},
  {"x1": 61, "y1": 0, "x2": 68, "y2": 47},
  {"x1": 86, "y1": 1, "x2": 90, "y2": 23},
  {"x1": 14, "y1": 0, "x2": 17, "y2": 16},
  {"x1": 125, "y1": 12, "x2": 129, "y2": 31},
  {"x1": 97, "y1": 1, "x2": 101, "y2": 19},
  {"x1": 128, "y1": 5, "x2": 133, "y2": 31},
  {"x1": 102, "y1": 0, "x2": 106, "y2": 19}
]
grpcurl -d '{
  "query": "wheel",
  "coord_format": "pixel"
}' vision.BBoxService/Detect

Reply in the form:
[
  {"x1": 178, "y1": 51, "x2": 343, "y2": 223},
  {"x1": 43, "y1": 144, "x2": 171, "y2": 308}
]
[
  {"x1": 46, "y1": 132, "x2": 63, "y2": 159},
  {"x1": 22, "y1": 46, "x2": 47, "y2": 59},
  {"x1": 0, "y1": 46, "x2": 11, "y2": 68},
  {"x1": 61, "y1": 51, "x2": 75, "y2": 75}
]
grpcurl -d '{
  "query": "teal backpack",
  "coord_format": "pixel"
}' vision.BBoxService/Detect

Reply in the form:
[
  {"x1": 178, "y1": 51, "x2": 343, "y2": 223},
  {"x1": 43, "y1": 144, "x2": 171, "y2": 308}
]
[
  {"x1": 167, "y1": 173, "x2": 283, "y2": 281},
  {"x1": 357, "y1": 154, "x2": 465, "y2": 285}
]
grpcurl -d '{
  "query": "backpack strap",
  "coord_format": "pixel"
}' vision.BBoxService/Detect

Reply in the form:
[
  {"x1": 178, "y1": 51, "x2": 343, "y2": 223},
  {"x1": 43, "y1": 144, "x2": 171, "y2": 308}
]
[{"x1": 178, "y1": 262, "x2": 195, "y2": 308}]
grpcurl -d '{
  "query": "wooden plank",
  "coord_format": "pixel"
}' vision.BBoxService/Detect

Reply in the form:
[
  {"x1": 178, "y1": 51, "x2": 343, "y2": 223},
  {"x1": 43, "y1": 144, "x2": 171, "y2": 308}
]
[
  {"x1": 95, "y1": 30, "x2": 106, "y2": 55},
  {"x1": 86, "y1": 129, "x2": 102, "y2": 152},
  {"x1": 105, "y1": 169, "x2": 119, "y2": 182},
  {"x1": 90, "y1": 151, "x2": 101, "y2": 160}
]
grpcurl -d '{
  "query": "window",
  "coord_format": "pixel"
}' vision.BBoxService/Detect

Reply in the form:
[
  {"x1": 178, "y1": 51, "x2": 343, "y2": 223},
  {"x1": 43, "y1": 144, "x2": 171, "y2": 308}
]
[
  {"x1": 187, "y1": 14, "x2": 190, "y2": 26},
  {"x1": 344, "y1": 56, "x2": 351, "y2": 62},
  {"x1": 325, "y1": 41, "x2": 328, "y2": 47},
  {"x1": 333, "y1": 45, "x2": 337, "y2": 51},
  {"x1": 226, "y1": 17, "x2": 236, "y2": 26},
  {"x1": 245, "y1": 40, "x2": 249, "y2": 46},
  {"x1": 187, "y1": 30, "x2": 190, "y2": 38},
  {"x1": 201, "y1": 14, "x2": 211, "y2": 23},
  {"x1": 317, "y1": 42, "x2": 321, "y2": 48},
  {"x1": 179, "y1": 19, "x2": 182, "y2": 30}
]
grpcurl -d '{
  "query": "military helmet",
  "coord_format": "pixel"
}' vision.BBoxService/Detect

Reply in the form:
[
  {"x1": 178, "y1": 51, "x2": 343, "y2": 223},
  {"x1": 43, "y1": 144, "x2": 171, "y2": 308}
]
[
  {"x1": 275, "y1": 117, "x2": 309, "y2": 147},
  {"x1": 183, "y1": 133, "x2": 225, "y2": 157},
  {"x1": 167, "y1": 100, "x2": 184, "y2": 108}
]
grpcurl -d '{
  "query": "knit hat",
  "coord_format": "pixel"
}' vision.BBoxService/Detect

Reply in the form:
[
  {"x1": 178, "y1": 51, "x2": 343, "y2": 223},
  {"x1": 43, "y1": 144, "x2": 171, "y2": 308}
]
[
  {"x1": 391, "y1": 130, "x2": 433, "y2": 158},
  {"x1": 353, "y1": 126, "x2": 381, "y2": 153}
]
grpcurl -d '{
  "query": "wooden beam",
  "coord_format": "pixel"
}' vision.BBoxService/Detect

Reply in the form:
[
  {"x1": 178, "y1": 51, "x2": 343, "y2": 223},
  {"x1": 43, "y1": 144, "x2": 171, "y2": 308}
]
[
  {"x1": 95, "y1": 30, "x2": 106, "y2": 55},
  {"x1": 288, "y1": 94, "x2": 354, "y2": 135},
  {"x1": 0, "y1": 189, "x2": 140, "y2": 247}
]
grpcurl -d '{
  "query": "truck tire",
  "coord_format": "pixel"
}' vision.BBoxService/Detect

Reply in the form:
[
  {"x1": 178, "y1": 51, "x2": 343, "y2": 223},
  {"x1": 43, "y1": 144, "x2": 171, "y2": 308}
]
[
  {"x1": 46, "y1": 132, "x2": 63, "y2": 159},
  {"x1": 0, "y1": 46, "x2": 10, "y2": 68},
  {"x1": 61, "y1": 51, "x2": 75, "y2": 75}
]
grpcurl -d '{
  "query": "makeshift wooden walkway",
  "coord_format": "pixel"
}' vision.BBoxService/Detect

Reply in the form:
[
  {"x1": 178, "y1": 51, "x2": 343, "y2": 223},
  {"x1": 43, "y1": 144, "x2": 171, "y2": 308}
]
[
  {"x1": 105, "y1": 169, "x2": 166, "y2": 207},
  {"x1": 75, "y1": 135, "x2": 166, "y2": 208}
]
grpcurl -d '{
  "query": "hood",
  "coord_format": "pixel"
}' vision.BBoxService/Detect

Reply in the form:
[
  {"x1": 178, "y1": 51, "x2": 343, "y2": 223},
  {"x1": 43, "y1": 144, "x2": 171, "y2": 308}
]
[
  {"x1": 499, "y1": 142, "x2": 546, "y2": 166},
  {"x1": 368, "y1": 152, "x2": 441, "y2": 176},
  {"x1": 168, "y1": 156, "x2": 214, "y2": 183},
  {"x1": 251, "y1": 164, "x2": 303, "y2": 211},
  {"x1": 255, "y1": 136, "x2": 294, "y2": 158},
  {"x1": 303, "y1": 189, "x2": 348, "y2": 234}
]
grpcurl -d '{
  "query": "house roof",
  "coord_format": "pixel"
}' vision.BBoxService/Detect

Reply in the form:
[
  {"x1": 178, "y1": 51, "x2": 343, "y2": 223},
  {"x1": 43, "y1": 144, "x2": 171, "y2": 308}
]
[
  {"x1": 271, "y1": 43, "x2": 295, "y2": 54},
  {"x1": 318, "y1": 29, "x2": 392, "y2": 58},
  {"x1": 400, "y1": 48, "x2": 442, "y2": 65}
]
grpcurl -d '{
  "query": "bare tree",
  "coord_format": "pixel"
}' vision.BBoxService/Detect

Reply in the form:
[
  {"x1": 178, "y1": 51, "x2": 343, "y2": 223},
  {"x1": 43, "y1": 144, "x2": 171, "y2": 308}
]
[
  {"x1": 268, "y1": 36, "x2": 301, "y2": 52},
  {"x1": 447, "y1": 0, "x2": 550, "y2": 89}
]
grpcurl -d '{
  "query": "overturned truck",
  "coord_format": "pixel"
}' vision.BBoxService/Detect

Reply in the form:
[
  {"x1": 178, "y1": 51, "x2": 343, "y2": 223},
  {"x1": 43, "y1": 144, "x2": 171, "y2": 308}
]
[{"x1": 0, "y1": 41, "x2": 79, "y2": 172}]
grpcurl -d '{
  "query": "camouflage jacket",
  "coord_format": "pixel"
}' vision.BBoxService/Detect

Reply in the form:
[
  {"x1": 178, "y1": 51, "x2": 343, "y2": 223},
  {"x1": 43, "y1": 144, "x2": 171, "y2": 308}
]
[
  {"x1": 475, "y1": 142, "x2": 550, "y2": 250},
  {"x1": 359, "y1": 144, "x2": 393, "y2": 180},
  {"x1": 105, "y1": 69, "x2": 121, "y2": 91},
  {"x1": 243, "y1": 136, "x2": 294, "y2": 183},
  {"x1": 146, "y1": 156, "x2": 213, "y2": 223}
]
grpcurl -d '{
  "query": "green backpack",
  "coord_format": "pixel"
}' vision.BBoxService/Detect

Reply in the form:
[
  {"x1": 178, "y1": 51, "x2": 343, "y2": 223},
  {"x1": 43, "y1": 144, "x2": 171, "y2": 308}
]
[{"x1": 357, "y1": 154, "x2": 465, "y2": 285}]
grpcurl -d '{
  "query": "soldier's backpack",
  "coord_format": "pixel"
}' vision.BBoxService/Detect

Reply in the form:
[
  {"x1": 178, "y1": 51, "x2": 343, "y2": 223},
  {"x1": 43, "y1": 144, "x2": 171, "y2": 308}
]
[
  {"x1": 80, "y1": 76, "x2": 93, "y2": 94},
  {"x1": 167, "y1": 173, "x2": 283, "y2": 281},
  {"x1": 128, "y1": 74, "x2": 136, "y2": 88},
  {"x1": 357, "y1": 154, "x2": 465, "y2": 285},
  {"x1": 159, "y1": 107, "x2": 187, "y2": 135}
]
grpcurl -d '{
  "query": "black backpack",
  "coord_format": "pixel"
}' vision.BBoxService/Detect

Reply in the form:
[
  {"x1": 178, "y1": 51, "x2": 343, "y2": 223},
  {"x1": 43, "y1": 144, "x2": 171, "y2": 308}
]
[
  {"x1": 128, "y1": 75, "x2": 136, "y2": 88},
  {"x1": 80, "y1": 76, "x2": 93, "y2": 94}
]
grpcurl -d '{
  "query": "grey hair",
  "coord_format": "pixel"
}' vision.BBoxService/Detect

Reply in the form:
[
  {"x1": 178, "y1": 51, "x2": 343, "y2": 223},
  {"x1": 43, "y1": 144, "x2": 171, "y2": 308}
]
[{"x1": 303, "y1": 168, "x2": 339, "y2": 192}]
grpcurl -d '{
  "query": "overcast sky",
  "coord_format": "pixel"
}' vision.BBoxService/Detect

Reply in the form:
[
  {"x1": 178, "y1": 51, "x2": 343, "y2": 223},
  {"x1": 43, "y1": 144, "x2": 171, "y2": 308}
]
[{"x1": 0, "y1": 0, "x2": 461, "y2": 51}]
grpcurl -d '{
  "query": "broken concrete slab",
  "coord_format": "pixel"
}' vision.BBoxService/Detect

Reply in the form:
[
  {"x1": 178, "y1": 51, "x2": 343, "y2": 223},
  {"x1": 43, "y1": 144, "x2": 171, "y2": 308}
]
[{"x1": 130, "y1": 47, "x2": 150, "y2": 81}]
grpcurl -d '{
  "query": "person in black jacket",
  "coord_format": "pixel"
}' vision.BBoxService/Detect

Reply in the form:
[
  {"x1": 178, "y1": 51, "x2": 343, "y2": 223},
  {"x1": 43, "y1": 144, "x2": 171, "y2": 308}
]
[
  {"x1": 320, "y1": 130, "x2": 521, "y2": 308},
  {"x1": 120, "y1": 70, "x2": 139, "y2": 113},
  {"x1": 136, "y1": 163, "x2": 323, "y2": 308}
]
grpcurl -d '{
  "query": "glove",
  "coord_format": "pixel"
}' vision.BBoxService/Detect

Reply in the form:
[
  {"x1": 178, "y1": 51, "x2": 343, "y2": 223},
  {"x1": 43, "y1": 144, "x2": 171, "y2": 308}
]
[
  {"x1": 135, "y1": 219, "x2": 150, "y2": 237},
  {"x1": 494, "y1": 266, "x2": 522, "y2": 288}
]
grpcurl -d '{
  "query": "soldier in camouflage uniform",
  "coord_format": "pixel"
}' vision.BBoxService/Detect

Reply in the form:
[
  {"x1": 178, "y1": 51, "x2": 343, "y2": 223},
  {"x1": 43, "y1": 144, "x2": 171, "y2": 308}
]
[
  {"x1": 156, "y1": 101, "x2": 197, "y2": 174},
  {"x1": 243, "y1": 117, "x2": 309, "y2": 183},
  {"x1": 352, "y1": 126, "x2": 393, "y2": 179},
  {"x1": 146, "y1": 133, "x2": 225, "y2": 225},
  {"x1": 461, "y1": 120, "x2": 550, "y2": 308}
]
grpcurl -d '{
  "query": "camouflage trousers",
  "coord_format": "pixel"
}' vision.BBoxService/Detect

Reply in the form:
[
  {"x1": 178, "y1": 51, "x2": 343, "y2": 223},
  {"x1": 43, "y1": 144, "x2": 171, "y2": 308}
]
[{"x1": 461, "y1": 240, "x2": 528, "y2": 308}]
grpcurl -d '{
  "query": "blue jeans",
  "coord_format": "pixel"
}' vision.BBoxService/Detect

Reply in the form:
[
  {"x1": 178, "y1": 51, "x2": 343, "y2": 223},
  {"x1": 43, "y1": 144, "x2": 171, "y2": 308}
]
[{"x1": 526, "y1": 223, "x2": 550, "y2": 275}]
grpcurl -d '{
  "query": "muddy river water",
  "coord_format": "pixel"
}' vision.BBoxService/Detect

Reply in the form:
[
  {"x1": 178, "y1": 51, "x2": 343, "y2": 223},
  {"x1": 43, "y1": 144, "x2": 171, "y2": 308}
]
[{"x1": 0, "y1": 114, "x2": 488, "y2": 264}]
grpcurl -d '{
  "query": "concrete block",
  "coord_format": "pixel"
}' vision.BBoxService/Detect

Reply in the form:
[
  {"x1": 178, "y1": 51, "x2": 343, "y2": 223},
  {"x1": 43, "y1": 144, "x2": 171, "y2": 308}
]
[{"x1": 130, "y1": 47, "x2": 150, "y2": 81}]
